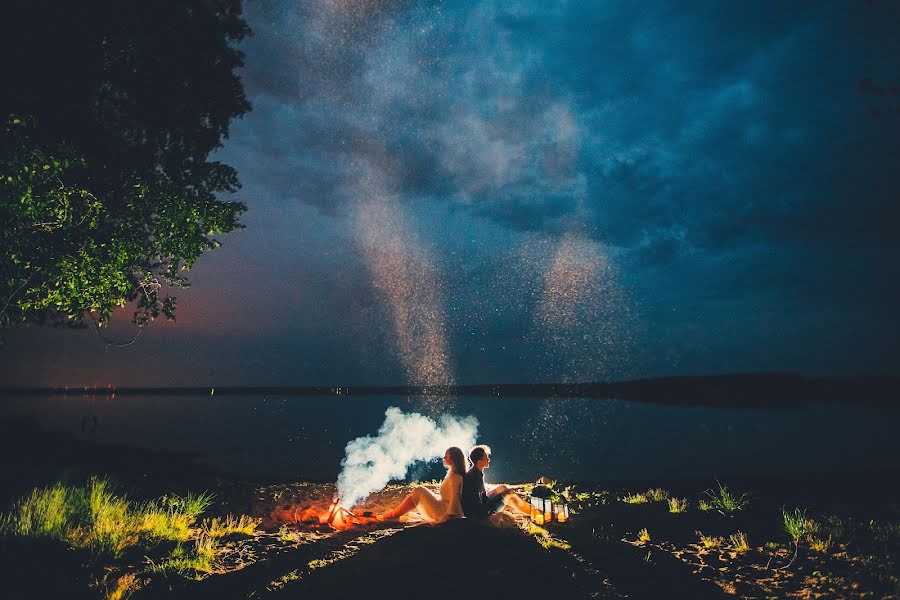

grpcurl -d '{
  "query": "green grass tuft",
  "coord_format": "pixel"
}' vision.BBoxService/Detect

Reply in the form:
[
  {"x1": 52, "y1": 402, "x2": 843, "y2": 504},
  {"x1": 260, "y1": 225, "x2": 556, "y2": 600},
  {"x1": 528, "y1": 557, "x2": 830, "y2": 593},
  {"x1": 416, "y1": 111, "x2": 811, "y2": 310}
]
[
  {"x1": 526, "y1": 522, "x2": 572, "y2": 550},
  {"x1": 783, "y1": 507, "x2": 818, "y2": 543},
  {"x1": 201, "y1": 514, "x2": 261, "y2": 539},
  {"x1": 0, "y1": 478, "x2": 221, "y2": 558},
  {"x1": 147, "y1": 535, "x2": 218, "y2": 578},
  {"x1": 702, "y1": 481, "x2": 749, "y2": 515}
]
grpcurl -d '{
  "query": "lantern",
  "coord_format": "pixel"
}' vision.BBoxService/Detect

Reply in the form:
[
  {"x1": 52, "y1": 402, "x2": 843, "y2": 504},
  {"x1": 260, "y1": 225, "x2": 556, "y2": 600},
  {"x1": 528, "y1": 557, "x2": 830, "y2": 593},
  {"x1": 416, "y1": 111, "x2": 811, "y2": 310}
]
[
  {"x1": 553, "y1": 501, "x2": 569, "y2": 523},
  {"x1": 530, "y1": 495, "x2": 553, "y2": 525}
]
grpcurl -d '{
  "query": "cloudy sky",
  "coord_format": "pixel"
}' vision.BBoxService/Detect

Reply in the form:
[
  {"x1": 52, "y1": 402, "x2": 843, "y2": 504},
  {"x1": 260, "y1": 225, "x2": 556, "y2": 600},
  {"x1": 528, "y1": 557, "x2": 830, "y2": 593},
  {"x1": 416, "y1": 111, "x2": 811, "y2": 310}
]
[{"x1": 3, "y1": 0, "x2": 899, "y2": 387}]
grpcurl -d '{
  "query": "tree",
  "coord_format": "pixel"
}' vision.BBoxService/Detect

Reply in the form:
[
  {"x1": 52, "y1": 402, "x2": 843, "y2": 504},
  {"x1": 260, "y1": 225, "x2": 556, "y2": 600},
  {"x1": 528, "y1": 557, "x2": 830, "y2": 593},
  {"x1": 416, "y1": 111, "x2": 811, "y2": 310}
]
[{"x1": 0, "y1": 0, "x2": 251, "y2": 333}]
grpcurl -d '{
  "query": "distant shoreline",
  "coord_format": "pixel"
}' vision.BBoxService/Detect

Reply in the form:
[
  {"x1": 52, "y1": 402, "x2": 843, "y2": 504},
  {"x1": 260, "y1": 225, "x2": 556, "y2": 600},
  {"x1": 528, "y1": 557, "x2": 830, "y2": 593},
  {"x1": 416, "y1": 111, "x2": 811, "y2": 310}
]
[{"x1": 1, "y1": 373, "x2": 898, "y2": 406}]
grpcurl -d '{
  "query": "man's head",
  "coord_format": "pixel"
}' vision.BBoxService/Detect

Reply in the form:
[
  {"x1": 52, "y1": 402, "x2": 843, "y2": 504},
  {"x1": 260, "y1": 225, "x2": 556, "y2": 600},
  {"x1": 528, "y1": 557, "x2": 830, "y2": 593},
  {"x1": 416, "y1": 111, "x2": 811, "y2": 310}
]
[{"x1": 469, "y1": 444, "x2": 492, "y2": 470}]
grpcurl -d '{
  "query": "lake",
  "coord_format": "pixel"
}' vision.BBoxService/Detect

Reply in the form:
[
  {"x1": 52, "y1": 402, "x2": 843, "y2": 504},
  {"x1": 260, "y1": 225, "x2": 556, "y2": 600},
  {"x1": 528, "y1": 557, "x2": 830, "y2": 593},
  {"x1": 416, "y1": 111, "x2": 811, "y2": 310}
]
[{"x1": 2, "y1": 394, "x2": 898, "y2": 483}]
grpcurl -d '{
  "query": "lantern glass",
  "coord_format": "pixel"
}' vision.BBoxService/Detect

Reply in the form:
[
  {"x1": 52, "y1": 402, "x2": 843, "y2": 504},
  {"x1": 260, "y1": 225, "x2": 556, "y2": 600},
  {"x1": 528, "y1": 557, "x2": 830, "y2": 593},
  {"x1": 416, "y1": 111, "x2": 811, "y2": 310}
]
[
  {"x1": 554, "y1": 502, "x2": 569, "y2": 523},
  {"x1": 530, "y1": 496, "x2": 552, "y2": 525}
]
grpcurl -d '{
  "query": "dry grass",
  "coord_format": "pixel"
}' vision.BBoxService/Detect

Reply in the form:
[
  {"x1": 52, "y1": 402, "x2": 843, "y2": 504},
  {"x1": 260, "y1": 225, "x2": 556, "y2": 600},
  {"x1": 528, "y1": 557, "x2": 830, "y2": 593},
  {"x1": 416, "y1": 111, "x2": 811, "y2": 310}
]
[
  {"x1": 729, "y1": 531, "x2": 750, "y2": 553},
  {"x1": 667, "y1": 497, "x2": 688, "y2": 513},
  {"x1": 201, "y1": 514, "x2": 261, "y2": 538},
  {"x1": 622, "y1": 493, "x2": 649, "y2": 504},
  {"x1": 526, "y1": 522, "x2": 572, "y2": 550},
  {"x1": 697, "y1": 531, "x2": 724, "y2": 549},
  {"x1": 646, "y1": 488, "x2": 669, "y2": 502},
  {"x1": 104, "y1": 572, "x2": 141, "y2": 600},
  {"x1": 146, "y1": 535, "x2": 218, "y2": 578},
  {"x1": 808, "y1": 534, "x2": 833, "y2": 553},
  {"x1": 637, "y1": 528, "x2": 651, "y2": 543}
]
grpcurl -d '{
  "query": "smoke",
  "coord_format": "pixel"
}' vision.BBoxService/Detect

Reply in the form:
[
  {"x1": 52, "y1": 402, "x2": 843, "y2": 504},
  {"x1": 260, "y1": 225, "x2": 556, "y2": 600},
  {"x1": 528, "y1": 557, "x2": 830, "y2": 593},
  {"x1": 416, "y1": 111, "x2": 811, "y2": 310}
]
[{"x1": 336, "y1": 407, "x2": 478, "y2": 508}]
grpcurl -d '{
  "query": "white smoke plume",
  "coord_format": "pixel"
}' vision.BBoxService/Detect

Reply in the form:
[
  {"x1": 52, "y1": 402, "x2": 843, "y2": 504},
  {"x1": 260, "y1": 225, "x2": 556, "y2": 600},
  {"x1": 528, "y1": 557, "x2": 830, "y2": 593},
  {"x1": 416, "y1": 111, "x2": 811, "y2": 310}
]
[{"x1": 336, "y1": 407, "x2": 478, "y2": 508}]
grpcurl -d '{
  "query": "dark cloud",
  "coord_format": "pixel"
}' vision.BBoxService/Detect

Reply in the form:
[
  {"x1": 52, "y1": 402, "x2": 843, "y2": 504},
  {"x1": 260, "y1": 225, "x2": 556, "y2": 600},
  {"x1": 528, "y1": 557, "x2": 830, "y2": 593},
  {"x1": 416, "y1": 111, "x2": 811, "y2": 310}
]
[{"x1": 3, "y1": 0, "x2": 899, "y2": 385}]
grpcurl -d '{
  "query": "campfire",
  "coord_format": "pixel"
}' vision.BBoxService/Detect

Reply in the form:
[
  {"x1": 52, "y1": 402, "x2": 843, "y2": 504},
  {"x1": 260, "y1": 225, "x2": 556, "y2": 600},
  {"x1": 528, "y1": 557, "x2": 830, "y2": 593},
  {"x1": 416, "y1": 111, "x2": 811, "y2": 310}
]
[{"x1": 292, "y1": 498, "x2": 378, "y2": 531}]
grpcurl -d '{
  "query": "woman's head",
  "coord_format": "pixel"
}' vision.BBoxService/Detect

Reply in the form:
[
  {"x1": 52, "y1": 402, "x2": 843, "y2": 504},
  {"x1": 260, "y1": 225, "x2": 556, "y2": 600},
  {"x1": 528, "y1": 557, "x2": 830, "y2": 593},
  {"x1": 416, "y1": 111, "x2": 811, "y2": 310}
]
[{"x1": 443, "y1": 447, "x2": 467, "y2": 475}]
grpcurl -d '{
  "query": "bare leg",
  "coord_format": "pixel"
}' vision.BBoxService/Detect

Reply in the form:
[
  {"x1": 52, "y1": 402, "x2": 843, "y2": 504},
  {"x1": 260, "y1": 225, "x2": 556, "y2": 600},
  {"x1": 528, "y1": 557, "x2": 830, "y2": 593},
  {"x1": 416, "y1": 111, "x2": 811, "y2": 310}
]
[
  {"x1": 488, "y1": 484, "x2": 531, "y2": 516},
  {"x1": 380, "y1": 486, "x2": 428, "y2": 520},
  {"x1": 502, "y1": 492, "x2": 532, "y2": 515},
  {"x1": 381, "y1": 494, "x2": 416, "y2": 520}
]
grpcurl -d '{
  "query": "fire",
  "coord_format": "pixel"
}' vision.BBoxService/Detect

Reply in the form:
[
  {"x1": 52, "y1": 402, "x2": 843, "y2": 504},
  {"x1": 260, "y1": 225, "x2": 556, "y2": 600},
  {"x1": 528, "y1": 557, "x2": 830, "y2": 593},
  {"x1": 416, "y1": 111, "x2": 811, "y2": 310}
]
[{"x1": 315, "y1": 498, "x2": 377, "y2": 531}]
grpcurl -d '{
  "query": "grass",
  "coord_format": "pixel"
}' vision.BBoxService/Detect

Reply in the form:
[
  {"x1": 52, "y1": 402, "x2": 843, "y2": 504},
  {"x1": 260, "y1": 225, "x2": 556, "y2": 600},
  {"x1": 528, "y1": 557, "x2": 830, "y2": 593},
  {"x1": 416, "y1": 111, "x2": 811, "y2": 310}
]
[
  {"x1": 783, "y1": 507, "x2": 818, "y2": 543},
  {"x1": 0, "y1": 477, "x2": 222, "y2": 559},
  {"x1": 646, "y1": 488, "x2": 669, "y2": 502},
  {"x1": 621, "y1": 492, "x2": 649, "y2": 504},
  {"x1": 637, "y1": 527, "x2": 651, "y2": 543},
  {"x1": 808, "y1": 534, "x2": 833, "y2": 553},
  {"x1": 698, "y1": 499, "x2": 711, "y2": 511},
  {"x1": 697, "y1": 531, "x2": 724, "y2": 549},
  {"x1": 668, "y1": 497, "x2": 688, "y2": 513},
  {"x1": 201, "y1": 514, "x2": 261, "y2": 539},
  {"x1": 702, "y1": 481, "x2": 749, "y2": 515},
  {"x1": 146, "y1": 535, "x2": 218, "y2": 578},
  {"x1": 729, "y1": 531, "x2": 750, "y2": 553},
  {"x1": 777, "y1": 507, "x2": 820, "y2": 570},
  {"x1": 103, "y1": 572, "x2": 141, "y2": 600},
  {"x1": 526, "y1": 522, "x2": 572, "y2": 550}
]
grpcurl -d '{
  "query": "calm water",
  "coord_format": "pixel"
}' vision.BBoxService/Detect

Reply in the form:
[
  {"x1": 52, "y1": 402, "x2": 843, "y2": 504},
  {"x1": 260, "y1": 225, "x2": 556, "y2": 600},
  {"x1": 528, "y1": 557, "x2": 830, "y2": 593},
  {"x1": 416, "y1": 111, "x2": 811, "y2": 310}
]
[{"x1": 2, "y1": 394, "x2": 898, "y2": 482}]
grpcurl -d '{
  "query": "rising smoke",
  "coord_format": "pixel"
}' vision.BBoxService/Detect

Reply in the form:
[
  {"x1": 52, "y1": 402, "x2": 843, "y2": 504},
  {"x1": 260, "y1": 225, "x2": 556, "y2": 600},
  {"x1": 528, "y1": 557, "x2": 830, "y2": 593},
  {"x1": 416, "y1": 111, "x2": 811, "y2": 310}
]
[{"x1": 336, "y1": 407, "x2": 478, "y2": 508}]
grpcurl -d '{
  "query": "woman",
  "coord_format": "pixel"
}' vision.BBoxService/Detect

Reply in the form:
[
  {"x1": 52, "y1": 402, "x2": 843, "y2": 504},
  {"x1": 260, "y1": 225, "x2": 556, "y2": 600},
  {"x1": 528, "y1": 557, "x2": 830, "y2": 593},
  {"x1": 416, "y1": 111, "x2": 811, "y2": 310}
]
[{"x1": 379, "y1": 447, "x2": 466, "y2": 523}]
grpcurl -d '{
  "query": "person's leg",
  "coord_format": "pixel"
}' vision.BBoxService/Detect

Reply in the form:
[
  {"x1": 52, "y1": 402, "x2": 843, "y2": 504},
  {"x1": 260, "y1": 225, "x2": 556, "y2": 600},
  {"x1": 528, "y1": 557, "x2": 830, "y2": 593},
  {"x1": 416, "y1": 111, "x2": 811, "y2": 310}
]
[
  {"x1": 380, "y1": 486, "x2": 431, "y2": 520},
  {"x1": 487, "y1": 485, "x2": 531, "y2": 516},
  {"x1": 380, "y1": 494, "x2": 417, "y2": 519},
  {"x1": 501, "y1": 491, "x2": 532, "y2": 515}
]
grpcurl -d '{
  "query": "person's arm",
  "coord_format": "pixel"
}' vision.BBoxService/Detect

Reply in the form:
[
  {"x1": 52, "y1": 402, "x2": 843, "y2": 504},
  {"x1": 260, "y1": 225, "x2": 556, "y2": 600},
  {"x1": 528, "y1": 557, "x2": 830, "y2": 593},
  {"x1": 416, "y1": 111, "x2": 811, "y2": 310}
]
[{"x1": 477, "y1": 471, "x2": 488, "y2": 505}]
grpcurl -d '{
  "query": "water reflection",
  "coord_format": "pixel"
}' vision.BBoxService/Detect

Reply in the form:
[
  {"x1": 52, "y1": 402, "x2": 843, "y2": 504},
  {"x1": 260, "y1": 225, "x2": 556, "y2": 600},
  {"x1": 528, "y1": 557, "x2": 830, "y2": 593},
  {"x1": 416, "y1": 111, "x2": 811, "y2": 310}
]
[{"x1": 2, "y1": 394, "x2": 897, "y2": 483}]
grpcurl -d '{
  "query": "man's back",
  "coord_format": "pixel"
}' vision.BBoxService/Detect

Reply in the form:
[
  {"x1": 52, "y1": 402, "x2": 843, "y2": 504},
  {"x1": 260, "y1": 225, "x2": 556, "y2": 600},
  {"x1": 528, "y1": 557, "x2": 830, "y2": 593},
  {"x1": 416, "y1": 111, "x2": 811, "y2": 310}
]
[{"x1": 461, "y1": 468, "x2": 487, "y2": 518}]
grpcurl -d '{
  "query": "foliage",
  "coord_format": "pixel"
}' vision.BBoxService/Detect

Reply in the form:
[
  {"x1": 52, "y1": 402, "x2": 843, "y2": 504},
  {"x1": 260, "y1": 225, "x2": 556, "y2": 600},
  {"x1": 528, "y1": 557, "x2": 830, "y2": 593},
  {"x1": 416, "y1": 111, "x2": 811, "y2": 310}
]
[
  {"x1": 0, "y1": 477, "x2": 217, "y2": 558},
  {"x1": 526, "y1": 522, "x2": 572, "y2": 550},
  {"x1": 201, "y1": 514, "x2": 261, "y2": 538},
  {"x1": 667, "y1": 497, "x2": 688, "y2": 513},
  {"x1": 621, "y1": 492, "x2": 648, "y2": 504},
  {"x1": 698, "y1": 499, "x2": 712, "y2": 511},
  {"x1": 702, "y1": 481, "x2": 749, "y2": 515},
  {"x1": 146, "y1": 535, "x2": 218, "y2": 578},
  {"x1": 729, "y1": 531, "x2": 750, "y2": 553},
  {"x1": 646, "y1": 488, "x2": 669, "y2": 502},
  {"x1": 776, "y1": 507, "x2": 819, "y2": 570},
  {"x1": 697, "y1": 531, "x2": 724, "y2": 549},
  {"x1": 783, "y1": 507, "x2": 818, "y2": 543},
  {"x1": 637, "y1": 527, "x2": 651, "y2": 543},
  {"x1": 0, "y1": 1, "x2": 250, "y2": 332},
  {"x1": 808, "y1": 534, "x2": 833, "y2": 553}
]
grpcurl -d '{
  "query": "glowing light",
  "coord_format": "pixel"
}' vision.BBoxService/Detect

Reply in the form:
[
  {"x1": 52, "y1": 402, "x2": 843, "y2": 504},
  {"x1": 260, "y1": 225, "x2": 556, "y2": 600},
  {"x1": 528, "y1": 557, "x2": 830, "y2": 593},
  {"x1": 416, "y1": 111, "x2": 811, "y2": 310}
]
[{"x1": 354, "y1": 183, "x2": 453, "y2": 403}]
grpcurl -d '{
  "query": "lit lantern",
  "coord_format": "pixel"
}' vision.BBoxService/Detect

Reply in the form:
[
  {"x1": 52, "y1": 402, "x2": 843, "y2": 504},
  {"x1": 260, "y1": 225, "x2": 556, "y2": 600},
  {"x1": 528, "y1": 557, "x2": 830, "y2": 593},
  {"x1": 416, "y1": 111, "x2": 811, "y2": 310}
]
[
  {"x1": 530, "y1": 495, "x2": 553, "y2": 525},
  {"x1": 554, "y1": 501, "x2": 569, "y2": 523}
]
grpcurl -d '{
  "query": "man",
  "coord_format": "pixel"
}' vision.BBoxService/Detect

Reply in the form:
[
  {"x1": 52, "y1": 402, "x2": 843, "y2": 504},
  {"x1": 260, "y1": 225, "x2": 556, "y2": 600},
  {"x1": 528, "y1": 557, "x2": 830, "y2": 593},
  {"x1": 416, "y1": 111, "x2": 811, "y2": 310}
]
[{"x1": 461, "y1": 445, "x2": 533, "y2": 519}]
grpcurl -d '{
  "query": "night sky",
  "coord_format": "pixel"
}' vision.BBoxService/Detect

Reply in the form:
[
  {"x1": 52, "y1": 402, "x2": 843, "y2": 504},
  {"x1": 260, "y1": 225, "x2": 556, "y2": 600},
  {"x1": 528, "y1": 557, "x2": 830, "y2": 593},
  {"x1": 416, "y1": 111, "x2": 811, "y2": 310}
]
[{"x1": 2, "y1": 0, "x2": 899, "y2": 387}]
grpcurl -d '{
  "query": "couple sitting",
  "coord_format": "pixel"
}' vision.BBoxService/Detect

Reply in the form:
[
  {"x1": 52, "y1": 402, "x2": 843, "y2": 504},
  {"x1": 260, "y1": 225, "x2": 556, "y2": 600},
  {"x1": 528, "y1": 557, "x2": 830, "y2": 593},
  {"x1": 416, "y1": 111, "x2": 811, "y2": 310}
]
[{"x1": 380, "y1": 445, "x2": 532, "y2": 523}]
